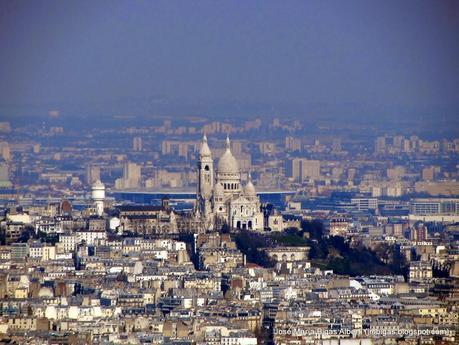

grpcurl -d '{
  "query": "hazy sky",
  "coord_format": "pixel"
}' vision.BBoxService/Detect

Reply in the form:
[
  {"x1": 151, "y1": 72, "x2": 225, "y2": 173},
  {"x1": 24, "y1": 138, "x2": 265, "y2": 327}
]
[{"x1": 0, "y1": 0, "x2": 458, "y2": 117}]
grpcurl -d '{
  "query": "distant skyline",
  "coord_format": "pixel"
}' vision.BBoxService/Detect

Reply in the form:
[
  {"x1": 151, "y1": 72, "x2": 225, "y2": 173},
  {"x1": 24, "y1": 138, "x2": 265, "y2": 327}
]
[{"x1": 0, "y1": 0, "x2": 458, "y2": 120}]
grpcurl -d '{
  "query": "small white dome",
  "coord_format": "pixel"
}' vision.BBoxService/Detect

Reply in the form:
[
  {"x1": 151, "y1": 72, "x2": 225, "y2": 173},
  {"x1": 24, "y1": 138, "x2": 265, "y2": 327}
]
[
  {"x1": 199, "y1": 134, "x2": 212, "y2": 157},
  {"x1": 244, "y1": 173, "x2": 256, "y2": 196},
  {"x1": 218, "y1": 136, "x2": 239, "y2": 174}
]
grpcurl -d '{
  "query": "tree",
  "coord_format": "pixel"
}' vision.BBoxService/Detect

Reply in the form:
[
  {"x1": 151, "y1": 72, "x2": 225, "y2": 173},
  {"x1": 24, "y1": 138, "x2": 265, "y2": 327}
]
[
  {"x1": 234, "y1": 232, "x2": 275, "y2": 268},
  {"x1": 373, "y1": 243, "x2": 392, "y2": 264},
  {"x1": 301, "y1": 220, "x2": 324, "y2": 240}
]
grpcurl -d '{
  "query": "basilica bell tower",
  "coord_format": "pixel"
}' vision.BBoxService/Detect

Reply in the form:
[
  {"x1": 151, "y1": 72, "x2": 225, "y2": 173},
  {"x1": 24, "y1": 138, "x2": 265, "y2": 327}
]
[{"x1": 197, "y1": 134, "x2": 214, "y2": 218}]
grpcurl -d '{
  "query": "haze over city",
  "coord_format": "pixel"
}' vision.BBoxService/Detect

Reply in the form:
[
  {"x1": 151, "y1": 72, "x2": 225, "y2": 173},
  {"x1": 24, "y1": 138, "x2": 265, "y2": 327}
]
[{"x1": 1, "y1": 1, "x2": 458, "y2": 125}]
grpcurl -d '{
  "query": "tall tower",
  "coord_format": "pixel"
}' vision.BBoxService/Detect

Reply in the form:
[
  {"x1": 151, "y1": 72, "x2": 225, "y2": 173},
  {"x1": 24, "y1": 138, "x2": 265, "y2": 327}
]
[
  {"x1": 91, "y1": 179, "x2": 105, "y2": 217},
  {"x1": 197, "y1": 134, "x2": 214, "y2": 218}
]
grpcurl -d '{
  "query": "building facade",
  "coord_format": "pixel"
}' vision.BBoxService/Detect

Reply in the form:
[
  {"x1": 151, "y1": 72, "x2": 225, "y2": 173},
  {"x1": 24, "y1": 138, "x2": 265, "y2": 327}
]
[{"x1": 196, "y1": 135, "x2": 264, "y2": 231}]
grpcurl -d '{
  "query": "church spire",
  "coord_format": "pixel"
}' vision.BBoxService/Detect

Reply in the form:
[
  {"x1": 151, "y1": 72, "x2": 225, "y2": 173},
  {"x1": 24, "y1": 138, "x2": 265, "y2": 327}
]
[
  {"x1": 226, "y1": 134, "x2": 231, "y2": 151},
  {"x1": 200, "y1": 132, "x2": 211, "y2": 157}
]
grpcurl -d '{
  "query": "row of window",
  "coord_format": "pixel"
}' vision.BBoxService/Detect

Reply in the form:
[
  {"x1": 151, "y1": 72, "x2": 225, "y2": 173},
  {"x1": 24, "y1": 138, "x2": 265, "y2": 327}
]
[{"x1": 223, "y1": 182, "x2": 239, "y2": 190}]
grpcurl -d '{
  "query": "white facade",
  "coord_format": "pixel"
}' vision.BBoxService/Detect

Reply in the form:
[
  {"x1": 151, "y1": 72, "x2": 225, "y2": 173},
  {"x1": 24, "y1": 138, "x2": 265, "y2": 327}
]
[
  {"x1": 35, "y1": 218, "x2": 63, "y2": 234},
  {"x1": 58, "y1": 234, "x2": 78, "y2": 253},
  {"x1": 6, "y1": 212, "x2": 31, "y2": 224},
  {"x1": 76, "y1": 231, "x2": 107, "y2": 245},
  {"x1": 196, "y1": 135, "x2": 264, "y2": 231},
  {"x1": 29, "y1": 244, "x2": 56, "y2": 261}
]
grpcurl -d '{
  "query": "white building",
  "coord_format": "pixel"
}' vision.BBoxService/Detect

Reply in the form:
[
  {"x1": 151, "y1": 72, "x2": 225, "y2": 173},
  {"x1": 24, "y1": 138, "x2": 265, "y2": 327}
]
[
  {"x1": 91, "y1": 180, "x2": 105, "y2": 217},
  {"x1": 409, "y1": 261, "x2": 433, "y2": 282},
  {"x1": 76, "y1": 230, "x2": 107, "y2": 246},
  {"x1": 196, "y1": 135, "x2": 264, "y2": 231},
  {"x1": 58, "y1": 234, "x2": 78, "y2": 253},
  {"x1": 28, "y1": 242, "x2": 56, "y2": 261}
]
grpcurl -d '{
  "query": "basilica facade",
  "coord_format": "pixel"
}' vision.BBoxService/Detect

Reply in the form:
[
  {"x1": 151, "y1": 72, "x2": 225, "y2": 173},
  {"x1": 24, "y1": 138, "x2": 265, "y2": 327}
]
[{"x1": 196, "y1": 134, "x2": 264, "y2": 231}]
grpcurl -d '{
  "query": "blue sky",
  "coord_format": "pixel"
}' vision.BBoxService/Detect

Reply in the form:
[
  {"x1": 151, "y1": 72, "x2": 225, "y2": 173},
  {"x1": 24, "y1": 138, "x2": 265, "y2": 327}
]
[{"x1": 0, "y1": 0, "x2": 458, "y2": 118}]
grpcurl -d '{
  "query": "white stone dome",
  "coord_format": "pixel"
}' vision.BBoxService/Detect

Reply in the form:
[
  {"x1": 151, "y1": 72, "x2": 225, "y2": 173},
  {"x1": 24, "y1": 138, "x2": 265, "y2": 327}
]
[
  {"x1": 244, "y1": 177, "x2": 256, "y2": 196},
  {"x1": 218, "y1": 136, "x2": 239, "y2": 174}
]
